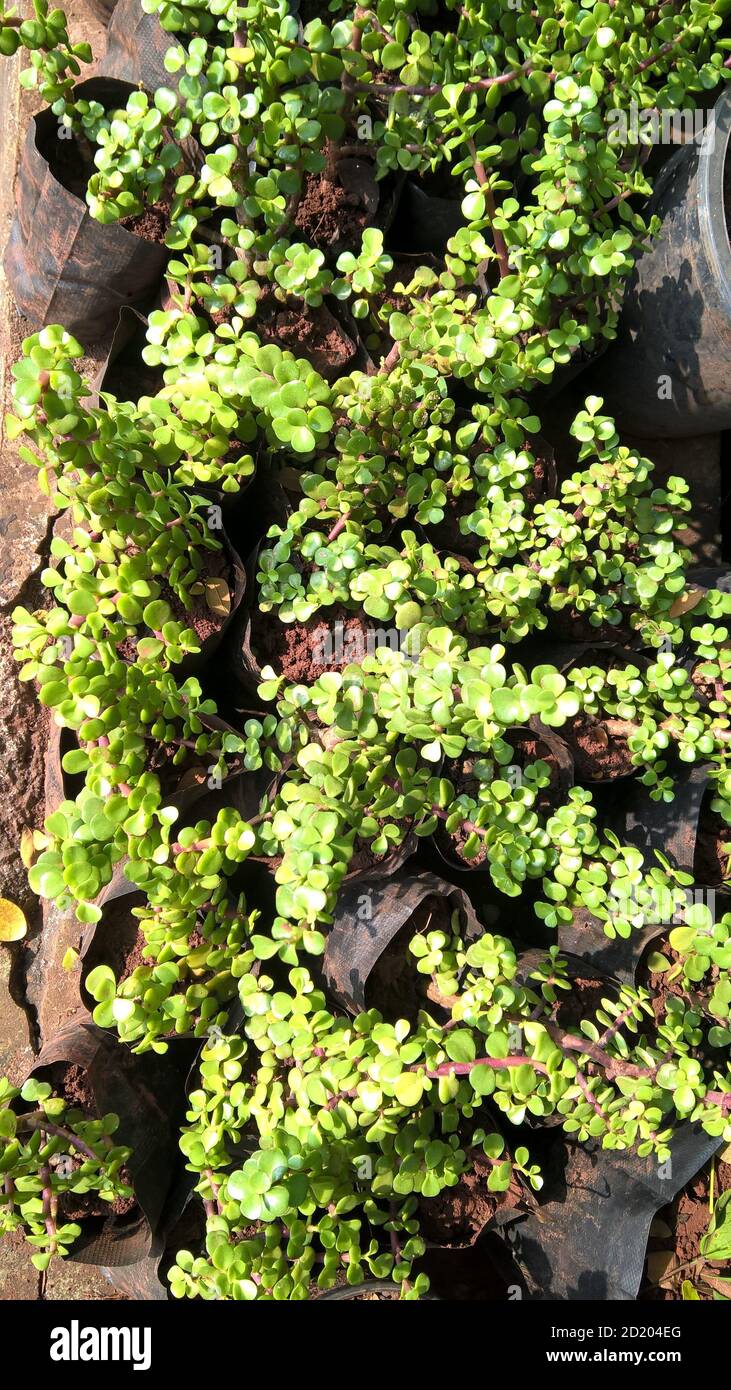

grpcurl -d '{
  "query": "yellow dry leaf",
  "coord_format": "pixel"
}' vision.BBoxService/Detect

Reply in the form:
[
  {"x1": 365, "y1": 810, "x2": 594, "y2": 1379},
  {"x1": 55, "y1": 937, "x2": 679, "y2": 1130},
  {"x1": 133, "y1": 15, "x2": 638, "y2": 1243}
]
[
  {"x1": 0, "y1": 899, "x2": 27, "y2": 943},
  {"x1": 20, "y1": 828, "x2": 36, "y2": 869},
  {"x1": 669, "y1": 587, "x2": 704, "y2": 618},
  {"x1": 205, "y1": 577, "x2": 231, "y2": 617}
]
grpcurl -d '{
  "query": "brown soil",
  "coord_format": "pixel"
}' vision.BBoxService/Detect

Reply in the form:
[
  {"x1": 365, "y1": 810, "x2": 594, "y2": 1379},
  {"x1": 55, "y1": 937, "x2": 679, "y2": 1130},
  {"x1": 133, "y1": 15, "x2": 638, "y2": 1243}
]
[
  {"x1": 552, "y1": 976, "x2": 610, "y2": 1035},
  {"x1": 119, "y1": 198, "x2": 171, "y2": 246},
  {"x1": 346, "y1": 832, "x2": 399, "y2": 878},
  {"x1": 561, "y1": 715, "x2": 636, "y2": 781},
  {"x1": 58, "y1": 1162, "x2": 136, "y2": 1221},
  {"x1": 426, "y1": 455, "x2": 553, "y2": 561},
  {"x1": 43, "y1": 1063, "x2": 136, "y2": 1221},
  {"x1": 117, "y1": 926, "x2": 150, "y2": 983},
  {"x1": 418, "y1": 1154, "x2": 524, "y2": 1248},
  {"x1": 0, "y1": 612, "x2": 51, "y2": 920},
  {"x1": 294, "y1": 171, "x2": 371, "y2": 253},
  {"x1": 523, "y1": 451, "x2": 555, "y2": 509},
  {"x1": 642, "y1": 1158, "x2": 731, "y2": 1300},
  {"x1": 364, "y1": 894, "x2": 453, "y2": 1024},
  {"x1": 690, "y1": 662, "x2": 718, "y2": 706},
  {"x1": 693, "y1": 801, "x2": 730, "y2": 887},
  {"x1": 636, "y1": 938, "x2": 689, "y2": 1030},
  {"x1": 367, "y1": 257, "x2": 426, "y2": 355},
  {"x1": 84, "y1": 900, "x2": 151, "y2": 990},
  {"x1": 424, "y1": 491, "x2": 483, "y2": 558},
  {"x1": 636, "y1": 935, "x2": 726, "y2": 1053},
  {"x1": 117, "y1": 552, "x2": 232, "y2": 663},
  {"x1": 250, "y1": 606, "x2": 376, "y2": 683},
  {"x1": 141, "y1": 742, "x2": 211, "y2": 800},
  {"x1": 506, "y1": 728, "x2": 565, "y2": 812},
  {"x1": 548, "y1": 608, "x2": 635, "y2": 645},
  {"x1": 256, "y1": 290, "x2": 355, "y2": 379},
  {"x1": 435, "y1": 756, "x2": 487, "y2": 868},
  {"x1": 47, "y1": 1061, "x2": 96, "y2": 1115}
]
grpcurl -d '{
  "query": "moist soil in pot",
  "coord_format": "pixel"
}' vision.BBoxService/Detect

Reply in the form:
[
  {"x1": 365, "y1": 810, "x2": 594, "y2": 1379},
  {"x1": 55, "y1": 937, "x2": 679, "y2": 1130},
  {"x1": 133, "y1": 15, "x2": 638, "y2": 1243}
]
[
  {"x1": 117, "y1": 550, "x2": 233, "y2": 663},
  {"x1": 690, "y1": 662, "x2": 720, "y2": 706},
  {"x1": 364, "y1": 894, "x2": 456, "y2": 1025},
  {"x1": 255, "y1": 290, "x2": 356, "y2": 379},
  {"x1": 43, "y1": 1062, "x2": 137, "y2": 1221},
  {"x1": 346, "y1": 829, "x2": 404, "y2": 878},
  {"x1": 417, "y1": 1153, "x2": 525, "y2": 1249},
  {"x1": 435, "y1": 755, "x2": 487, "y2": 868},
  {"x1": 119, "y1": 196, "x2": 171, "y2": 245},
  {"x1": 693, "y1": 800, "x2": 730, "y2": 886},
  {"x1": 551, "y1": 975, "x2": 611, "y2": 1034},
  {"x1": 636, "y1": 935, "x2": 726, "y2": 1060},
  {"x1": 547, "y1": 609, "x2": 636, "y2": 645},
  {"x1": 250, "y1": 606, "x2": 378, "y2": 684},
  {"x1": 641, "y1": 1157, "x2": 731, "y2": 1300},
  {"x1": 560, "y1": 715, "x2": 636, "y2": 781},
  {"x1": 366, "y1": 257, "x2": 439, "y2": 358},
  {"x1": 505, "y1": 728, "x2": 566, "y2": 813},
  {"x1": 294, "y1": 170, "x2": 371, "y2": 255}
]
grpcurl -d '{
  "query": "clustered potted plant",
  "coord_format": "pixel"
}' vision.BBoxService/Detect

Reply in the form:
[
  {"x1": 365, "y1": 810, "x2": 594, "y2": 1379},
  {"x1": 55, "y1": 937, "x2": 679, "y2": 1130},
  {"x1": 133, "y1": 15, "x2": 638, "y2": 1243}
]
[{"x1": 1, "y1": 0, "x2": 731, "y2": 1300}]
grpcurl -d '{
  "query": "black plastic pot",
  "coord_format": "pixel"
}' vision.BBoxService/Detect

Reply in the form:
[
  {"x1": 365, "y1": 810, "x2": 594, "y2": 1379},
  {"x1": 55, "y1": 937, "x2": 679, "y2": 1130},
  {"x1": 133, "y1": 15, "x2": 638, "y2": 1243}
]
[
  {"x1": 28, "y1": 1021, "x2": 181, "y2": 1267},
  {"x1": 4, "y1": 78, "x2": 168, "y2": 341},
  {"x1": 587, "y1": 85, "x2": 731, "y2": 437},
  {"x1": 322, "y1": 867, "x2": 483, "y2": 1015},
  {"x1": 387, "y1": 180, "x2": 464, "y2": 257},
  {"x1": 503, "y1": 1127, "x2": 723, "y2": 1300},
  {"x1": 78, "y1": 758, "x2": 279, "y2": 1012},
  {"x1": 87, "y1": 304, "x2": 164, "y2": 406},
  {"x1": 104, "y1": 0, "x2": 182, "y2": 95},
  {"x1": 313, "y1": 1279, "x2": 411, "y2": 1300},
  {"x1": 561, "y1": 764, "x2": 724, "y2": 983}
]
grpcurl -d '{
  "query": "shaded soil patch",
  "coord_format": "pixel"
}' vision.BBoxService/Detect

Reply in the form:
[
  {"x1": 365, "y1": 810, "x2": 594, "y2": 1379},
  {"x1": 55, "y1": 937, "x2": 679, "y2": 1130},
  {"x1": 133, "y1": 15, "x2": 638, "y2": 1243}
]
[
  {"x1": 117, "y1": 552, "x2": 232, "y2": 662},
  {"x1": 294, "y1": 170, "x2": 371, "y2": 255},
  {"x1": 561, "y1": 716, "x2": 636, "y2": 781},
  {"x1": 694, "y1": 800, "x2": 731, "y2": 886},
  {"x1": 418, "y1": 1154, "x2": 524, "y2": 1248},
  {"x1": 256, "y1": 291, "x2": 355, "y2": 379},
  {"x1": 435, "y1": 755, "x2": 487, "y2": 867}
]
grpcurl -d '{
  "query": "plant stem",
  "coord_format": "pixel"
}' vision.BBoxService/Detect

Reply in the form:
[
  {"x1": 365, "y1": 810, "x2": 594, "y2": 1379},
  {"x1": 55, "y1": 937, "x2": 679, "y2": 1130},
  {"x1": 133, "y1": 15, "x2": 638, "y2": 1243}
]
[
  {"x1": 468, "y1": 139, "x2": 509, "y2": 280},
  {"x1": 17, "y1": 1113, "x2": 99, "y2": 1162}
]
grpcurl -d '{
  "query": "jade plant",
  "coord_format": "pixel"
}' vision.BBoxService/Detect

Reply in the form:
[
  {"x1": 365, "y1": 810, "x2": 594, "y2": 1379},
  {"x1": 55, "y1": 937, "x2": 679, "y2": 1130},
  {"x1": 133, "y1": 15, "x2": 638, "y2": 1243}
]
[
  {"x1": 0, "y1": 1075, "x2": 132, "y2": 1269},
  {"x1": 169, "y1": 917, "x2": 731, "y2": 1298},
  {"x1": 86, "y1": 882, "x2": 260, "y2": 1053},
  {"x1": 4, "y1": 0, "x2": 731, "y2": 1305}
]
